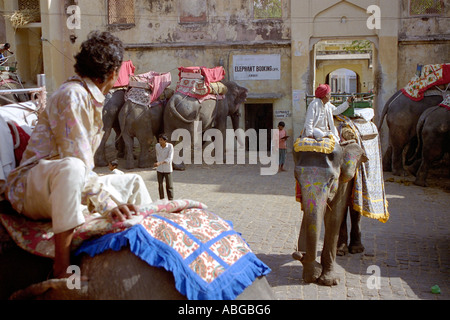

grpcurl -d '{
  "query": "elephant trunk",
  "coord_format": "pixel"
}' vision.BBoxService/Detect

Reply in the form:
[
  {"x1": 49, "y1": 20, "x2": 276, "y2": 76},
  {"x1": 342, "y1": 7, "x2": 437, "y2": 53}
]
[
  {"x1": 295, "y1": 167, "x2": 336, "y2": 264},
  {"x1": 230, "y1": 111, "x2": 245, "y2": 147}
]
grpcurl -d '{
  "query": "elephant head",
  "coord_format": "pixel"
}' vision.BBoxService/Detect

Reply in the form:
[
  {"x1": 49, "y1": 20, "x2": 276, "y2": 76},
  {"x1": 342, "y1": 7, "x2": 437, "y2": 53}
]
[
  {"x1": 293, "y1": 140, "x2": 367, "y2": 285},
  {"x1": 222, "y1": 81, "x2": 248, "y2": 131}
]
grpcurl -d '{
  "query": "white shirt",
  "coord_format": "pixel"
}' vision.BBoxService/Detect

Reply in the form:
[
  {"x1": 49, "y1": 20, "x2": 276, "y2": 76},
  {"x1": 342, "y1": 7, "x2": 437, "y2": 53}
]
[
  {"x1": 303, "y1": 98, "x2": 350, "y2": 142},
  {"x1": 155, "y1": 142, "x2": 174, "y2": 173}
]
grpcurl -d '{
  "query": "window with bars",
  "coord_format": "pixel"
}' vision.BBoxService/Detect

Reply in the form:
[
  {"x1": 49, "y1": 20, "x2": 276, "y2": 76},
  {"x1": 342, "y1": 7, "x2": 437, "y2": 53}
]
[
  {"x1": 410, "y1": 0, "x2": 445, "y2": 15},
  {"x1": 108, "y1": 0, "x2": 135, "y2": 25},
  {"x1": 18, "y1": 0, "x2": 41, "y2": 22},
  {"x1": 254, "y1": 0, "x2": 282, "y2": 19}
]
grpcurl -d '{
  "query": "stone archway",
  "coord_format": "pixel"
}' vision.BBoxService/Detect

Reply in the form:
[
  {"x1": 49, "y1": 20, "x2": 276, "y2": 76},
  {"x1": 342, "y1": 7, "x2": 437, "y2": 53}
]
[{"x1": 291, "y1": 0, "x2": 399, "y2": 137}]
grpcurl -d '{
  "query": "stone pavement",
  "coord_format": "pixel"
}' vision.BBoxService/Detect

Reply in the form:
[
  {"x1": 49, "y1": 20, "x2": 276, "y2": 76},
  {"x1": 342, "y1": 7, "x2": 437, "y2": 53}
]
[{"x1": 96, "y1": 153, "x2": 449, "y2": 300}]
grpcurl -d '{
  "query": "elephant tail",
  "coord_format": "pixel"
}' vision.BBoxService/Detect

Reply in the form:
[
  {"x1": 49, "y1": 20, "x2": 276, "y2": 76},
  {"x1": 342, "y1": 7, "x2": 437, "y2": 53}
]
[
  {"x1": 377, "y1": 90, "x2": 403, "y2": 130},
  {"x1": 168, "y1": 93, "x2": 198, "y2": 124}
]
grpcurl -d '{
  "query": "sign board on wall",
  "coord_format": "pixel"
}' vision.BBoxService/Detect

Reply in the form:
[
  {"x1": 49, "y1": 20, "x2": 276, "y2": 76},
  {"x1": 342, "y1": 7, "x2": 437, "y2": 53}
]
[
  {"x1": 275, "y1": 110, "x2": 291, "y2": 118},
  {"x1": 233, "y1": 54, "x2": 281, "y2": 80}
]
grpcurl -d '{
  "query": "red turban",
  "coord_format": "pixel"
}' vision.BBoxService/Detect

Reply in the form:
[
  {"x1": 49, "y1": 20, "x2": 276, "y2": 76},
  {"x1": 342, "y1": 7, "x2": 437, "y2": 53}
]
[{"x1": 315, "y1": 84, "x2": 331, "y2": 98}]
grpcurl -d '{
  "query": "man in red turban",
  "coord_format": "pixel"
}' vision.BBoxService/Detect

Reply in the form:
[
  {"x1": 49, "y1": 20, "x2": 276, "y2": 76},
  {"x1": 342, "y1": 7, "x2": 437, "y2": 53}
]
[
  {"x1": 303, "y1": 84, "x2": 353, "y2": 142},
  {"x1": 315, "y1": 84, "x2": 331, "y2": 99}
]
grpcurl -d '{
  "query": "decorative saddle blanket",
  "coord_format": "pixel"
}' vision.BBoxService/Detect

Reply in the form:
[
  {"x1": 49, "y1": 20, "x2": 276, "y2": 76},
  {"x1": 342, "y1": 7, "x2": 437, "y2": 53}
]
[
  {"x1": 401, "y1": 63, "x2": 450, "y2": 101},
  {"x1": 176, "y1": 66, "x2": 226, "y2": 102},
  {"x1": 293, "y1": 136, "x2": 335, "y2": 154},
  {"x1": 0, "y1": 199, "x2": 270, "y2": 300},
  {"x1": 124, "y1": 71, "x2": 172, "y2": 106}
]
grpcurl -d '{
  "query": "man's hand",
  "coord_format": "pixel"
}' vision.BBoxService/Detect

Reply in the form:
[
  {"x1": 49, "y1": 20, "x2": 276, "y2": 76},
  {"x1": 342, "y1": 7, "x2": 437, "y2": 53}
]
[{"x1": 108, "y1": 203, "x2": 139, "y2": 222}]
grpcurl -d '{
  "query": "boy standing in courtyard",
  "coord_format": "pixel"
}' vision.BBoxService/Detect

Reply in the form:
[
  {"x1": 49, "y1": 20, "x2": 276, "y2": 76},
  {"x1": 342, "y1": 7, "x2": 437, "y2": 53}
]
[{"x1": 154, "y1": 133, "x2": 174, "y2": 200}]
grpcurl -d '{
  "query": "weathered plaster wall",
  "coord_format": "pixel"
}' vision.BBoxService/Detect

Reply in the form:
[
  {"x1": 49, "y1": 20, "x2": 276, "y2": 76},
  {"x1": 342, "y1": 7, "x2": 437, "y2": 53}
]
[{"x1": 397, "y1": 0, "x2": 450, "y2": 87}]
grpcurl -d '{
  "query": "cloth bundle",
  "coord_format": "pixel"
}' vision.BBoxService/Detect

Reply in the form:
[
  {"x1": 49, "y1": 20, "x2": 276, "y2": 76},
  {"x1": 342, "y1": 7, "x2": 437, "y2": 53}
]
[
  {"x1": 125, "y1": 71, "x2": 172, "y2": 107},
  {"x1": 176, "y1": 66, "x2": 227, "y2": 102}
]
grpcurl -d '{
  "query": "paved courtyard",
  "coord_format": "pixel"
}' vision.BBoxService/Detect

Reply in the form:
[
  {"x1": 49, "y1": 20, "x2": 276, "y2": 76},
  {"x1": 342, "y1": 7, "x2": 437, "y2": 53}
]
[{"x1": 95, "y1": 151, "x2": 450, "y2": 300}]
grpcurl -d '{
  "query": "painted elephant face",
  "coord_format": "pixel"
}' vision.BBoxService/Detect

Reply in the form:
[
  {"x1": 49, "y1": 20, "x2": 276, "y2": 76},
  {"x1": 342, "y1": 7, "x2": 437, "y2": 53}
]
[
  {"x1": 294, "y1": 146, "x2": 343, "y2": 211},
  {"x1": 339, "y1": 141, "x2": 368, "y2": 183},
  {"x1": 296, "y1": 166, "x2": 340, "y2": 213}
]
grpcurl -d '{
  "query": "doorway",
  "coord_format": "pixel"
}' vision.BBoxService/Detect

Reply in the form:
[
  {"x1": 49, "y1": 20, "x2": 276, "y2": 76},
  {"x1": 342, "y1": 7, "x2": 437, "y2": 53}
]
[{"x1": 244, "y1": 103, "x2": 273, "y2": 152}]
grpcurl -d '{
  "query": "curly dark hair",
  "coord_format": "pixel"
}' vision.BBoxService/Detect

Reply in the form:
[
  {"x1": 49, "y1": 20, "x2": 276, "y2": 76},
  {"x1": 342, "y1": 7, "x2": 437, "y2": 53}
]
[{"x1": 74, "y1": 31, "x2": 124, "y2": 83}]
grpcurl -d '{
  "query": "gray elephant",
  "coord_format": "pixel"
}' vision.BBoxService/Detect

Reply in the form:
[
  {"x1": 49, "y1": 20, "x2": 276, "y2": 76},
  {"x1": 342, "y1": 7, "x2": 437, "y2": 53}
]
[
  {"x1": 406, "y1": 105, "x2": 450, "y2": 187},
  {"x1": 94, "y1": 89, "x2": 126, "y2": 167},
  {"x1": 164, "y1": 81, "x2": 248, "y2": 170},
  {"x1": 0, "y1": 203, "x2": 273, "y2": 300},
  {"x1": 378, "y1": 90, "x2": 443, "y2": 176},
  {"x1": 292, "y1": 140, "x2": 367, "y2": 286},
  {"x1": 119, "y1": 97, "x2": 166, "y2": 169}
]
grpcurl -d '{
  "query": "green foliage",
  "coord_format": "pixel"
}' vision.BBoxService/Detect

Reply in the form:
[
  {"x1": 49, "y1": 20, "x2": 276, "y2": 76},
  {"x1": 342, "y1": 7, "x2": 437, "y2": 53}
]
[
  {"x1": 254, "y1": 0, "x2": 282, "y2": 19},
  {"x1": 343, "y1": 40, "x2": 372, "y2": 53}
]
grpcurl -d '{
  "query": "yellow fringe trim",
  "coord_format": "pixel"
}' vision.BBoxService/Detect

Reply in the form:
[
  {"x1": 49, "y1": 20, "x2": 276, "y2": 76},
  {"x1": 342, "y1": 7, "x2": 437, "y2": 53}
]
[
  {"x1": 353, "y1": 203, "x2": 389, "y2": 223},
  {"x1": 293, "y1": 136, "x2": 335, "y2": 154}
]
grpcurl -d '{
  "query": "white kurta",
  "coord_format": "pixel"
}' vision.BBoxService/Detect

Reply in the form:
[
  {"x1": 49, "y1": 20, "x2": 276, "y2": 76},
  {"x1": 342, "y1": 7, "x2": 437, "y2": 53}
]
[{"x1": 303, "y1": 98, "x2": 351, "y2": 142}]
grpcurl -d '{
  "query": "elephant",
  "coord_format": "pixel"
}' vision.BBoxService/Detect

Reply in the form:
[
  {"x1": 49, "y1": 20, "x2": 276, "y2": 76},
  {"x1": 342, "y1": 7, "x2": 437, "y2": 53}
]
[
  {"x1": 405, "y1": 105, "x2": 450, "y2": 187},
  {"x1": 163, "y1": 81, "x2": 248, "y2": 170},
  {"x1": 377, "y1": 89, "x2": 444, "y2": 176},
  {"x1": 94, "y1": 89, "x2": 126, "y2": 167},
  {"x1": 119, "y1": 97, "x2": 166, "y2": 169},
  {"x1": 0, "y1": 202, "x2": 274, "y2": 300},
  {"x1": 292, "y1": 140, "x2": 368, "y2": 286}
]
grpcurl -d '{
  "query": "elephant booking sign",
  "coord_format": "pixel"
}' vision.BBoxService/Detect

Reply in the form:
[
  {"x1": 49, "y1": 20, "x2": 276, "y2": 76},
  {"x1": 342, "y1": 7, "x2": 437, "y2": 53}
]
[{"x1": 233, "y1": 54, "x2": 281, "y2": 80}]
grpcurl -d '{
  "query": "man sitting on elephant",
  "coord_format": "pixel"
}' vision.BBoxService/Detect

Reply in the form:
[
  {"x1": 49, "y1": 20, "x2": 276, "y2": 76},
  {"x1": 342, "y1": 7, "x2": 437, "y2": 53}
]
[
  {"x1": 4, "y1": 31, "x2": 153, "y2": 279},
  {"x1": 303, "y1": 84, "x2": 354, "y2": 142}
]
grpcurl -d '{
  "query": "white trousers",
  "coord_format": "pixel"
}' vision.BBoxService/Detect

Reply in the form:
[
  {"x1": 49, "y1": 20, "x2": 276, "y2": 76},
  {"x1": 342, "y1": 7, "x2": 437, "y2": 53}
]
[{"x1": 22, "y1": 157, "x2": 152, "y2": 234}]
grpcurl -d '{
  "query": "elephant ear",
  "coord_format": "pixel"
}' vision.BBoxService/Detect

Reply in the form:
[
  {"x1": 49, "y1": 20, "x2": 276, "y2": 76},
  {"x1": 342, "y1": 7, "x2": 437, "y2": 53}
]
[{"x1": 340, "y1": 141, "x2": 367, "y2": 183}]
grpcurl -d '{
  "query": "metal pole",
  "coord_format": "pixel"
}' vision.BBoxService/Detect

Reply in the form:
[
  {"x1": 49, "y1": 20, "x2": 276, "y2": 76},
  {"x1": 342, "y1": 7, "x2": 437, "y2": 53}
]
[{"x1": 37, "y1": 74, "x2": 46, "y2": 87}]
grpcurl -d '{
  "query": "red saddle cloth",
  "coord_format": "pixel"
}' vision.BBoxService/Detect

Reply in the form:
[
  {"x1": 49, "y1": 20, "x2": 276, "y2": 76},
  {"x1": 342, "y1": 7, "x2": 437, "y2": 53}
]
[
  {"x1": 7, "y1": 122, "x2": 30, "y2": 166},
  {"x1": 176, "y1": 66, "x2": 225, "y2": 101},
  {"x1": 178, "y1": 66, "x2": 225, "y2": 86},
  {"x1": 401, "y1": 63, "x2": 450, "y2": 101},
  {"x1": 113, "y1": 60, "x2": 136, "y2": 88}
]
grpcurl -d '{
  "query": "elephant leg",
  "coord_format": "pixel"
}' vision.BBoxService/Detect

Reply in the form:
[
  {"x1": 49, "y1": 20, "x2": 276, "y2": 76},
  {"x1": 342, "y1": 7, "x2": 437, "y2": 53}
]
[
  {"x1": 319, "y1": 182, "x2": 353, "y2": 286},
  {"x1": 382, "y1": 145, "x2": 392, "y2": 172},
  {"x1": 94, "y1": 128, "x2": 111, "y2": 167},
  {"x1": 414, "y1": 160, "x2": 429, "y2": 187},
  {"x1": 390, "y1": 136, "x2": 407, "y2": 176},
  {"x1": 348, "y1": 207, "x2": 364, "y2": 254},
  {"x1": 137, "y1": 135, "x2": 153, "y2": 168},
  {"x1": 336, "y1": 208, "x2": 349, "y2": 256},
  {"x1": 122, "y1": 131, "x2": 135, "y2": 169},
  {"x1": 318, "y1": 206, "x2": 346, "y2": 286},
  {"x1": 298, "y1": 210, "x2": 323, "y2": 284},
  {"x1": 113, "y1": 127, "x2": 125, "y2": 159}
]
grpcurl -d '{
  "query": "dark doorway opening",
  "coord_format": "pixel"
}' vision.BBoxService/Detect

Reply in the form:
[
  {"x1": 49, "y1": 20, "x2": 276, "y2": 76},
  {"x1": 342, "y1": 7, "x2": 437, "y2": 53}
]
[{"x1": 244, "y1": 103, "x2": 273, "y2": 152}]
